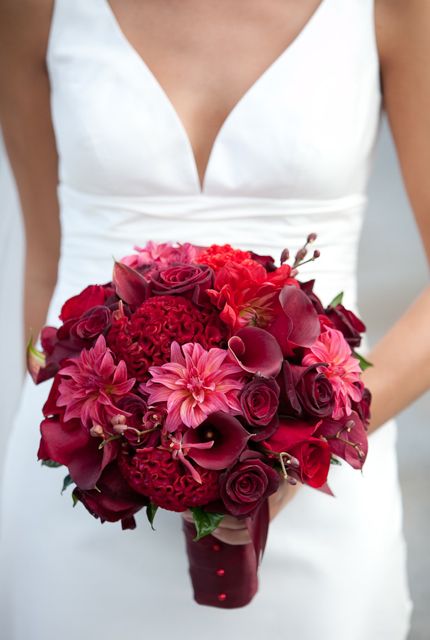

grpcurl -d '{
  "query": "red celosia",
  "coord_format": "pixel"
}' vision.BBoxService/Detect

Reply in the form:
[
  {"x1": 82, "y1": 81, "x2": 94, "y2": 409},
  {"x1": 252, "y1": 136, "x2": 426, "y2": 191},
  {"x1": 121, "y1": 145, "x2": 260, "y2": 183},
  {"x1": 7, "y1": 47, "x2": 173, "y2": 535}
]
[
  {"x1": 107, "y1": 295, "x2": 227, "y2": 382},
  {"x1": 119, "y1": 447, "x2": 220, "y2": 512}
]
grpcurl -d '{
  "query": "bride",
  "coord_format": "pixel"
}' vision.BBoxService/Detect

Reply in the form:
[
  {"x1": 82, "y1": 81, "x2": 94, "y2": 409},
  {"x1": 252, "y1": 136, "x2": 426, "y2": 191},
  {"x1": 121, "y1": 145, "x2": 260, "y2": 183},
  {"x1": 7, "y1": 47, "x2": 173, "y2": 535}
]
[{"x1": 0, "y1": 1, "x2": 428, "y2": 638}]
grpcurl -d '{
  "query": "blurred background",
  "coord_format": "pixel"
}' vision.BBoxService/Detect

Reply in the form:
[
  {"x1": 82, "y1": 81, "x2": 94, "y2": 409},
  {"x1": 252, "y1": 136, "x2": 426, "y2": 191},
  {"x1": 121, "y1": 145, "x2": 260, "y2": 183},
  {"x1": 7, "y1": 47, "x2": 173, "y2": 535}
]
[{"x1": 0, "y1": 114, "x2": 429, "y2": 638}]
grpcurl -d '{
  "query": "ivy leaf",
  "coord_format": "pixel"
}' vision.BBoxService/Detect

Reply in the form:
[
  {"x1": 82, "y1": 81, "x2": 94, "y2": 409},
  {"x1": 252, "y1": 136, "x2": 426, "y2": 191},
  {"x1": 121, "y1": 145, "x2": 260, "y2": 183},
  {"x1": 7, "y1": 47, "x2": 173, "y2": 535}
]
[
  {"x1": 190, "y1": 507, "x2": 224, "y2": 541},
  {"x1": 352, "y1": 350, "x2": 373, "y2": 371},
  {"x1": 146, "y1": 503, "x2": 158, "y2": 531},
  {"x1": 330, "y1": 456, "x2": 342, "y2": 466},
  {"x1": 41, "y1": 459, "x2": 62, "y2": 468},
  {"x1": 61, "y1": 474, "x2": 74, "y2": 494},
  {"x1": 328, "y1": 291, "x2": 344, "y2": 308}
]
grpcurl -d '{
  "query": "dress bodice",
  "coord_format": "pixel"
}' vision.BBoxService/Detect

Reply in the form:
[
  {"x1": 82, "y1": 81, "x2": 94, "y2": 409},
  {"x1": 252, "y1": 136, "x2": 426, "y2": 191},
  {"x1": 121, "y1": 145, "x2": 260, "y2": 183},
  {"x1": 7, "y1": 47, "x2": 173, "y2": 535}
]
[{"x1": 45, "y1": 0, "x2": 383, "y2": 323}]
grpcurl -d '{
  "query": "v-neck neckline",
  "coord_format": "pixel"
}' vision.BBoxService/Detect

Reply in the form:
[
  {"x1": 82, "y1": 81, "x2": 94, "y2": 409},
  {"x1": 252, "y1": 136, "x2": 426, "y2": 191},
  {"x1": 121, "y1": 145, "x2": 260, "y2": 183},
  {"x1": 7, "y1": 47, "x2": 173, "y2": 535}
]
[{"x1": 102, "y1": 0, "x2": 329, "y2": 194}]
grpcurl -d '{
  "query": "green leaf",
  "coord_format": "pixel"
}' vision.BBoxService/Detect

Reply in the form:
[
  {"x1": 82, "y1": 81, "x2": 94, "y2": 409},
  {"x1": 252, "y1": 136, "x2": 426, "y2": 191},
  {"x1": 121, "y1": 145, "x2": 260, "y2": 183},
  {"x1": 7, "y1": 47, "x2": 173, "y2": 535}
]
[
  {"x1": 61, "y1": 474, "x2": 74, "y2": 494},
  {"x1": 146, "y1": 503, "x2": 158, "y2": 531},
  {"x1": 328, "y1": 291, "x2": 344, "y2": 307},
  {"x1": 190, "y1": 507, "x2": 224, "y2": 541},
  {"x1": 41, "y1": 459, "x2": 63, "y2": 468},
  {"x1": 352, "y1": 350, "x2": 373, "y2": 371},
  {"x1": 330, "y1": 456, "x2": 342, "y2": 466},
  {"x1": 71, "y1": 490, "x2": 79, "y2": 508}
]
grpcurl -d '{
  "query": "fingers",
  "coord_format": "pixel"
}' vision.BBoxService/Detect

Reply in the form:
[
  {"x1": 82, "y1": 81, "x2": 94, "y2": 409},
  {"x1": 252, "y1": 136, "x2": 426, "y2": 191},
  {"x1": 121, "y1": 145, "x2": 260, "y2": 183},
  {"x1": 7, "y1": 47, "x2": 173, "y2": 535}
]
[
  {"x1": 211, "y1": 524, "x2": 252, "y2": 546},
  {"x1": 180, "y1": 510, "x2": 251, "y2": 545}
]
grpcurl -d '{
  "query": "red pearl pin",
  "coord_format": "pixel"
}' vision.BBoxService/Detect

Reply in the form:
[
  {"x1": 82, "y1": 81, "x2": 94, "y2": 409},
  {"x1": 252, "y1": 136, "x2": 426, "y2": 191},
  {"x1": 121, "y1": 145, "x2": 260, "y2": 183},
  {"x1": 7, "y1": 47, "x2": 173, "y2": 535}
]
[
  {"x1": 216, "y1": 568, "x2": 225, "y2": 576},
  {"x1": 217, "y1": 593, "x2": 227, "y2": 602},
  {"x1": 212, "y1": 543, "x2": 221, "y2": 552}
]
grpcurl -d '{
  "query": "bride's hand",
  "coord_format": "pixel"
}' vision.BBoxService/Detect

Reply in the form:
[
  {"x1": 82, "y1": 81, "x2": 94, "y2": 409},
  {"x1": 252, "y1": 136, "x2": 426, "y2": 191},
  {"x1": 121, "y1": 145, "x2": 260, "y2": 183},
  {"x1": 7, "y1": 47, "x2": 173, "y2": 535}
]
[{"x1": 180, "y1": 478, "x2": 301, "y2": 546}]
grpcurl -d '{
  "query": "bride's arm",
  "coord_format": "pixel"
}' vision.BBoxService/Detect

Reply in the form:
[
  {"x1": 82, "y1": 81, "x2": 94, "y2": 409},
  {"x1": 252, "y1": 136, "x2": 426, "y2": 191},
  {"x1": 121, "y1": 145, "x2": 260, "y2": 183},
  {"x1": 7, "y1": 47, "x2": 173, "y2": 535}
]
[
  {"x1": 0, "y1": 0, "x2": 60, "y2": 355},
  {"x1": 362, "y1": 0, "x2": 430, "y2": 433}
]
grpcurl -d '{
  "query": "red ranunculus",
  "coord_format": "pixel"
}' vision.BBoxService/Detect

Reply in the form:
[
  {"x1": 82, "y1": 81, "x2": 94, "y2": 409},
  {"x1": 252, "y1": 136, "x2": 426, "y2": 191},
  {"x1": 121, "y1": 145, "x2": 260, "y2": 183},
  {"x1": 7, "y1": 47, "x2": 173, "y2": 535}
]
[{"x1": 219, "y1": 451, "x2": 280, "y2": 517}]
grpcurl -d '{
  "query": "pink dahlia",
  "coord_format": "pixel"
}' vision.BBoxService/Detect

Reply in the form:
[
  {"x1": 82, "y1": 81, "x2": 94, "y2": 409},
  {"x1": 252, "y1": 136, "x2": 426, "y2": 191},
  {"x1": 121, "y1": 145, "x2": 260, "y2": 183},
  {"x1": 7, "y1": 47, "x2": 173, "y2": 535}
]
[
  {"x1": 141, "y1": 341, "x2": 245, "y2": 431},
  {"x1": 57, "y1": 334, "x2": 136, "y2": 429},
  {"x1": 120, "y1": 241, "x2": 197, "y2": 268},
  {"x1": 302, "y1": 327, "x2": 363, "y2": 420}
]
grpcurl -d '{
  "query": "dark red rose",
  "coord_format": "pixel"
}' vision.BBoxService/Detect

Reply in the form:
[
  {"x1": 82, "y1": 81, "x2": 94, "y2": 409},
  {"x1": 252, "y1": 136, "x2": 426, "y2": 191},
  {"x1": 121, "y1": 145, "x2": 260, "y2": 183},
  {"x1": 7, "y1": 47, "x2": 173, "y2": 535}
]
[
  {"x1": 59, "y1": 285, "x2": 107, "y2": 322},
  {"x1": 278, "y1": 361, "x2": 335, "y2": 419},
  {"x1": 220, "y1": 452, "x2": 280, "y2": 517},
  {"x1": 324, "y1": 304, "x2": 366, "y2": 348},
  {"x1": 263, "y1": 418, "x2": 329, "y2": 488},
  {"x1": 71, "y1": 305, "x2": 112, "y2": 339},
  {"x1": 315, "y1": 411, "x2": 368, "y2": 470},
  {"x1": 73, "y1": 461, "x2": 148, "y2": 529},
  {"x1": 149, "y1": 263, "x2": 214, "y2": 304},
  {"x1": 239, "y1": 377, "x2": 280, "y2": 441}
]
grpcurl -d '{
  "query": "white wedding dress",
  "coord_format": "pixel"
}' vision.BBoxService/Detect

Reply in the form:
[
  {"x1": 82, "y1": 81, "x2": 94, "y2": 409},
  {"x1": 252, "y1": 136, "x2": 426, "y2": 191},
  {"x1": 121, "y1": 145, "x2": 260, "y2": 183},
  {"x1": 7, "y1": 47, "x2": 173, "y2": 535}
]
[{"x1": 0, "y1": 0, "x2": 413, "y2": 638}]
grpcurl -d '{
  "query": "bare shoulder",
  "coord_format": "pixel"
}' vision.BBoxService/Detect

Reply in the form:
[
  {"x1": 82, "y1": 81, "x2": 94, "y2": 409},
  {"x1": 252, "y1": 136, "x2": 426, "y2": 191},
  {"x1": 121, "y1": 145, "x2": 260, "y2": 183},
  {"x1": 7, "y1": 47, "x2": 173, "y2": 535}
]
[
  {"x1": 375, "y1": 0, "x2": 430, "y2": 70},
  {"x1": 0, "y1": 0, "x2": 55, "y2": 66}
]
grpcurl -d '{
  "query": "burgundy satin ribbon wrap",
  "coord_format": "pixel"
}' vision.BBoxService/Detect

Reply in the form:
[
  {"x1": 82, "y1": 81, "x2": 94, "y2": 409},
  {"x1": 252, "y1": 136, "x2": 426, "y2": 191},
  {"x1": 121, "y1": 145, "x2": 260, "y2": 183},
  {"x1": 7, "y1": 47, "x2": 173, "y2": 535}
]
[{"x1": 182, "y1": 499, "x2": 270, "y2": 608}]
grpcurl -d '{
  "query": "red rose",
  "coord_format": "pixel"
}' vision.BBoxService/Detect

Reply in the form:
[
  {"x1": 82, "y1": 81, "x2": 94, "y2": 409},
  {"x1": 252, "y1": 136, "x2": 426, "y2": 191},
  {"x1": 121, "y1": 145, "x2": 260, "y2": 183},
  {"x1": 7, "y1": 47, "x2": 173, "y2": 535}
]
[
  {"x1": 239, "y1": 377, "x2": 280, "y2": 441},
  {"x1": 220, "y1": 452, "x2": 280, "y2": 517},
  {"x1": 149, "y1": 263, "x2": 214, "y2": 303},
  {"x1": 324, "y1": 304, "x2": 366, "y2": 348},
  {"x1": 263, "y1": 418, "x2": 330, "y2": 488}
]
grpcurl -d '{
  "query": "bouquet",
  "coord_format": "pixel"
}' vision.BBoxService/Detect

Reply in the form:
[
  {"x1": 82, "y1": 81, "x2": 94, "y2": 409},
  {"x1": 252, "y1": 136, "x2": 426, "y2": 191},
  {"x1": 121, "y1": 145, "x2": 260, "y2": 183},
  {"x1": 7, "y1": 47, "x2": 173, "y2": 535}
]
[{"x1": 27, "y1": 235, "x2": 372, "y2": 609}]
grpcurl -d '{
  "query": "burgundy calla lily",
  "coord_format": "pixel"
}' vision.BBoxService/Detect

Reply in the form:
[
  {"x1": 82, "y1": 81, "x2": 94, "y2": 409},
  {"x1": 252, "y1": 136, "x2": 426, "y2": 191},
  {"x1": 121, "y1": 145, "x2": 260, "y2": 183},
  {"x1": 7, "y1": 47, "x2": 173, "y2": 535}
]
[
  {"x1": 38, "y1": 417, "x2": 119, "y2": 490},
  {"x1": 267, "y1": 285, "x2": 321, "y2": 355},
  {"x1": 112, "y1": 261, "x2": 149, "y2": 306},
  {"x1": 183, "y1": 412, "x2": 250, "y2": 470},
  {"x1": 228, "y1": 326, "x2": 283, "y2": 378}
]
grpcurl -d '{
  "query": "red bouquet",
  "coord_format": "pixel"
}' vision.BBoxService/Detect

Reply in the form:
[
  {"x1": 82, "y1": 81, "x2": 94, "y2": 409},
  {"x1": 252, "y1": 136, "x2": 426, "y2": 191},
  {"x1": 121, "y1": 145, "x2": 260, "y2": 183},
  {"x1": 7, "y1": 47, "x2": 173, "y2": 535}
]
[{"x1": 27, "y1": 235, "x2": 371, "y2": 608}]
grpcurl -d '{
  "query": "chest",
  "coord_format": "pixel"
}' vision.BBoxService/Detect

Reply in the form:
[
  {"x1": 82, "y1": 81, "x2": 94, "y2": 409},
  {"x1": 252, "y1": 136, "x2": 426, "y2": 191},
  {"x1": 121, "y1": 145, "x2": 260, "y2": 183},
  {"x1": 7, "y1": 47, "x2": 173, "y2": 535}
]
[{"x1": 47, "y1": 0, "x2": 382, "y2": 198}]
